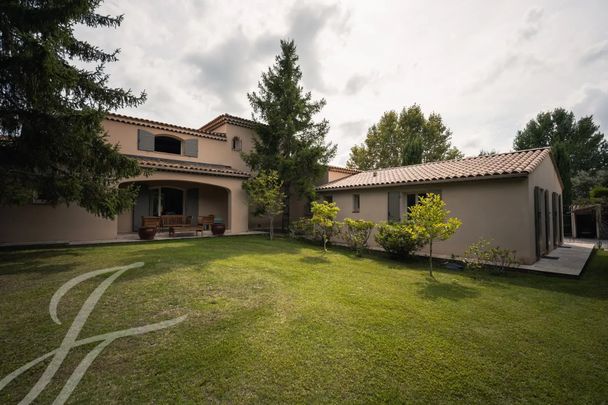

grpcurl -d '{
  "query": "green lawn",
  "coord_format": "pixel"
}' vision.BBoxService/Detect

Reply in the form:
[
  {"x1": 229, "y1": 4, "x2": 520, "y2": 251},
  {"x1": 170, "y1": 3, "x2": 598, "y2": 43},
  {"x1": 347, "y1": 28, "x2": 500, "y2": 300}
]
[{"x1": 0, "y1": 236, "x2": 607, "y2": 404}]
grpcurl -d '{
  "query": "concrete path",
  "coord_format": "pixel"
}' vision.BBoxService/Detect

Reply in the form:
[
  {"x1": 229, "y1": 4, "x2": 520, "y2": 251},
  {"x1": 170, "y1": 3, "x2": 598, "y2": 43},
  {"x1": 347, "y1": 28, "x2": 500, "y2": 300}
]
[{"x1": 519, "y1": 241, "x2": 596, "y2": 277}]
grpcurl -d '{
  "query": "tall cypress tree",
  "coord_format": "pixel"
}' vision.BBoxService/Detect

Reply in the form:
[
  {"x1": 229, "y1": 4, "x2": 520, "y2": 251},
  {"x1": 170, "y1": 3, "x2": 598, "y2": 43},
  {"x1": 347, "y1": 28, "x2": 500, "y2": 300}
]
[
  {"x1": 244, "y1": 39, "x2": 336, "y2": 229},
  {"x1": 0, "y1": 0, "x2": 146, "y2": 218}
]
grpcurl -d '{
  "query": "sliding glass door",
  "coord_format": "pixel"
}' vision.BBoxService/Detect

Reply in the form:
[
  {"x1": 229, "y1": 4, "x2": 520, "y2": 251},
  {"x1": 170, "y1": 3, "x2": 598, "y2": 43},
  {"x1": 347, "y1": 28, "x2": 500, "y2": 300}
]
[{"x1": 150, "y1": 187, "x2": 184, "y2": 216}]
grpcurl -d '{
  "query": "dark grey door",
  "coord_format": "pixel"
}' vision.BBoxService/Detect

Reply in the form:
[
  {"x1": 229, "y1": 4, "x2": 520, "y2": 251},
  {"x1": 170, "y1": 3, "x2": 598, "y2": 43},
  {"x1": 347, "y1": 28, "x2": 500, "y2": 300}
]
[
  {"x1": 185, "y1": 188, "x2": 199, "y2": 225},
  {"x1": 133, "y1": 185, "x2": 150, "y2": 231},
  {"x1": 534, "y1": 187, "x2": 541, "y2": 258},
  {"x1": 388, "y1": 191, "x2": 401, "y2": 222}
]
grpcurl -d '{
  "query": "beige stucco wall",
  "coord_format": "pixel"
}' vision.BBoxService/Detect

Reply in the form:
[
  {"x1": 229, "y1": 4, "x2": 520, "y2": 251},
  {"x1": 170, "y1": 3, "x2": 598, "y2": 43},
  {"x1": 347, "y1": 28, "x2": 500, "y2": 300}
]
[
  {"x1": 0, "y1": 172, "x2": 248, "y2": 244},
  {"x1": 220, "y1": 124, "x2": 257, "y2": 172},
  {"x1": 102, "y1": 119, "x2": 255, "y2": 173},
  {"x1": 117, "y1": 207, "x2": 133, "y2": 233},
  {"x1": 0, "y1": 204, "x2": 117, "y2": 244},
  {"x1": 322, "y1": 176, "x2": 543, "y2": 264}
]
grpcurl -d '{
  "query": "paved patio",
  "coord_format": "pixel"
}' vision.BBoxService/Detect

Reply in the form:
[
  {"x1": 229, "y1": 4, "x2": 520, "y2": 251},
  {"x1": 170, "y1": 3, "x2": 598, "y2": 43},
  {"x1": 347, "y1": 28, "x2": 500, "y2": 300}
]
[
  {"x1": 519, "y1": 240, "x2": 597, "y2": 277},
  {"x1": 0, "y1": 231, "x2": 267, "y2": 248}
]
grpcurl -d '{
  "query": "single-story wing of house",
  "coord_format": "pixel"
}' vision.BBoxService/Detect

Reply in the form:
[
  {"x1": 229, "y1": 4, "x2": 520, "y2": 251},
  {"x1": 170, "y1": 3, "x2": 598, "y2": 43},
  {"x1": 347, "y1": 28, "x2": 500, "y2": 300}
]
[{"x1": 316, "y1": 148, "x2": 564, "y2": 264}]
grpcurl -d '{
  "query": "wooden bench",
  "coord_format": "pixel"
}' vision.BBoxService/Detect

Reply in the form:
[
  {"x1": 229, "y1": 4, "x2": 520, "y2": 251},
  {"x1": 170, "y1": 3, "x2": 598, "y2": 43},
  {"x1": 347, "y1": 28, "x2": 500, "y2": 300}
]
[
  {"x1": 141, "y1": 216, "x2": 161, "y2": 229},
  {"x1": 168, "y1": 225, "x2": 203, "y2": 237},
  {"x1": 160, "y1": 215, "x2": 202, "y2": 237}
]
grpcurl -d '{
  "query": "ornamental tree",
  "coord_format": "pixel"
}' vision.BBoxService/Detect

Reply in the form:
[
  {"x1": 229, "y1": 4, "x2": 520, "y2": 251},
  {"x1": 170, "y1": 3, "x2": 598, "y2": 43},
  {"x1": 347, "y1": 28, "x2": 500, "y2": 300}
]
[
  {"x1": 311, "y1": 201, "x2": 340, "y2": 252},
  {"x1": 407, "y1": 193, "x2": 461, "y2": 277},
  {"x1": 243, "y1": 170, "x2": 285, "y2": 240}
]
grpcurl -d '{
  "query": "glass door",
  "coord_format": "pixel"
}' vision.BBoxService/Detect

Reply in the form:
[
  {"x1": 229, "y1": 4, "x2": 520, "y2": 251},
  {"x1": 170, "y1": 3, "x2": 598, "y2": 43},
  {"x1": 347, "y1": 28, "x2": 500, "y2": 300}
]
[{"x1": 149, "y1": 187, "x2": 184, "y2": 216}]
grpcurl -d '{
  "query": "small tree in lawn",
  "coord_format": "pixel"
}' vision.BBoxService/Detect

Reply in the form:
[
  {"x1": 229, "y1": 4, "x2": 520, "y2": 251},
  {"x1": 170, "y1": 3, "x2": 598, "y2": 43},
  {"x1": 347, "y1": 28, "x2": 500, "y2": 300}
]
[
  {"x1": 407, "y1": 193, "x2": 461, "y2": 277},
  {"x1": 311, "y1": 201, "x2": 340, "y2": 252},
  {"x1": 243, "y1": 171, "x2": 285, "y2": 240}
]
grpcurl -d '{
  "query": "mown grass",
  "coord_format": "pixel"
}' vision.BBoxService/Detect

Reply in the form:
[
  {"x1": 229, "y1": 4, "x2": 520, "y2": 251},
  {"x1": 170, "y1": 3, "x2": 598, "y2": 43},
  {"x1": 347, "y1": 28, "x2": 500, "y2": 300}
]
[{"x1": 0, "y1": 236, "x2": 606, "y2": 404}]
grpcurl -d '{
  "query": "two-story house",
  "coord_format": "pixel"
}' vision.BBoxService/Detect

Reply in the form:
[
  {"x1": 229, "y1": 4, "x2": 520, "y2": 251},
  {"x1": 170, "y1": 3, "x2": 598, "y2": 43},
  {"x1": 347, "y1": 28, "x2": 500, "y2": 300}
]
[{"x1": 0, "y1": 113, "x2": 356, "y2": 244}]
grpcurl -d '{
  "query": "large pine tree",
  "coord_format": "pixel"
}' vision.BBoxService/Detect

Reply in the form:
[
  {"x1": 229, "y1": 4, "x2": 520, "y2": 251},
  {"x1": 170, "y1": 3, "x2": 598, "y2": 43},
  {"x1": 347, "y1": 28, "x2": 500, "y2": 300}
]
[
  {"x1": 244, "y1": 39, "x2": 336, "y2": 229},
  {"x1": 0, "y1": 0, "x2": 146, "y2": 218}
]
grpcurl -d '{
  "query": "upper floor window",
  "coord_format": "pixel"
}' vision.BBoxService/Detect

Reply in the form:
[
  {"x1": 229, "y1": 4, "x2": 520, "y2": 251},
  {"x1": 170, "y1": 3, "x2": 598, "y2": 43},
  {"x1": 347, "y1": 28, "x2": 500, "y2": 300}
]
[
  {"x1": 138, "y1": 129, "x2": 198, "y2": 157},
  {"x1": 232, "y1": 136, "x2": 242, "y2": 151},
  {"x1": 154, "y1": 136, "x2": 181, "y2": 155}
]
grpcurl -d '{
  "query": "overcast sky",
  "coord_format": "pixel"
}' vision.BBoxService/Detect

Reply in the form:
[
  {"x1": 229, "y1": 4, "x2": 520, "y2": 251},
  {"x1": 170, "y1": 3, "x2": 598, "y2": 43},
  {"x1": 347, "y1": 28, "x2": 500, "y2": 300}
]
[{"x1": 78, "y1": 0, "x2": 608, "y2": 165}]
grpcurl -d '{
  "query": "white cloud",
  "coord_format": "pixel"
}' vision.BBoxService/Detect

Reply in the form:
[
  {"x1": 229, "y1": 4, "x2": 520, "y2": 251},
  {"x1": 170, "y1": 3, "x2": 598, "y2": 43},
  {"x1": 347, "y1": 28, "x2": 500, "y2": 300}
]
[{"x1": 77, "y1": 0, "x2": 608, "y2": 164}]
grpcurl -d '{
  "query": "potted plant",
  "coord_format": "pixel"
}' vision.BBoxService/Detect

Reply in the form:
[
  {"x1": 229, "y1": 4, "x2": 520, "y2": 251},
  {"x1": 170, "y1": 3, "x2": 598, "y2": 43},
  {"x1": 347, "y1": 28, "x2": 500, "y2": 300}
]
[
  {"x1": 138, "y1": 226, "x2": 157, "y2": 240},
  {"x1": 211, "y1": 217, "x2": 226, "y2": 236}
]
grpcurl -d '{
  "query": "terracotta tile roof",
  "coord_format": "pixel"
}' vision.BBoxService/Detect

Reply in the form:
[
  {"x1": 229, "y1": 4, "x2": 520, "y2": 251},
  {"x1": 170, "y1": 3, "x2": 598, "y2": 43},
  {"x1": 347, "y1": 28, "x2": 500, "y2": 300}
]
[
  {"x1": 199, "y1": 113, "x2": 258, "y2": 132},
  {"x1": 327, "y1": 165, "x2": 361, "y2": 175},
  {"x1": 106, "y1": 113, "x2": 227, "y2": 141},
  {"x1": 127, "y1": 155, "x2": 250, "y2": 178},
  {"x1": 317, "y1": 148, "x2": 552, "y2": 191}
]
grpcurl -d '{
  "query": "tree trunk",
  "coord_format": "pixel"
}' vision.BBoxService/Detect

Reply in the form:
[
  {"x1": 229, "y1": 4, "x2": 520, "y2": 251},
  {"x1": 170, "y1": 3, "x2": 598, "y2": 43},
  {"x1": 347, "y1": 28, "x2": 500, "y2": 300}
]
[
  {"x1": 269, "y1": 216, "x2": 274, "y2": 240},
  {"x1": 282, "y1": 184, "x2": 290, "y2": 233},
  {"x1": 429, "y1": 239, "x2": 434, "y2": 278}
]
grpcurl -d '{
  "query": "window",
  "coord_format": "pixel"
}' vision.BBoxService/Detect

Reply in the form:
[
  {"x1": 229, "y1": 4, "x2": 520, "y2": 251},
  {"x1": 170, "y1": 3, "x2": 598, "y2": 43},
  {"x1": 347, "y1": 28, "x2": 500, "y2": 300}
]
[
  {"x1": 324, "y1": 195, "x2": 333, "y2": 203},
  {"x1": 154, "y1": 136, "x2": 181, "y2": 154},
  {"x1": 404, "y1": 191, "x2": 441, "y2": 217},
  {"x1": 232, "y1": 136, "x2": 242, "y2": 151},
  {"x1": 353, "y1": 194, "x2": 360, "y2": 212},
  {"x1": 150, "y1": 187, "x2": 184, "y2": 215}
]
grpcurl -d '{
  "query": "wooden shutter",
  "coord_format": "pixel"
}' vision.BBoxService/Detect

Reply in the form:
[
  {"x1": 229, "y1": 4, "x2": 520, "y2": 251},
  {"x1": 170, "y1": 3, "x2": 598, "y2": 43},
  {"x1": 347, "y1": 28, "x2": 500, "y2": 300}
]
[
  {"x1": 132, "y1": 185, "x2": 150, "y2": 231},
  {"x1": 388, "y1": 191, "x2": 401, "y2": 222},
  {"x1": 185, "y1": 188, "x2": 199, "y2": 225},
  {"x1": 184, "y1": 138, "x2": 198, "y2": 157},
  {"x1": 534, "y1": 187, "x2": 541, "y2": 258},
  {"x1": 137, "y1": 129, "x2": 155, "y2": 151}
]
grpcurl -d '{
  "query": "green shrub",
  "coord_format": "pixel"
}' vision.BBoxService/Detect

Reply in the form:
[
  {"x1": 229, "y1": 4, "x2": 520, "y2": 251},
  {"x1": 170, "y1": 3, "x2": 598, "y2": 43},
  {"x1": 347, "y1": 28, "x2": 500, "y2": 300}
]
[
  {"x1": 374, "y1": 222, "x2": 422, "y2": 259},
  {"x1": 590, "y1": 186, "x2": 608, "y2": 201},
  {"x1": 464, "y1": 238, "x2": 519, "y2": 274},
  {"x1": 289, "y1": 217, "x2": 314, "y2": 239},
  {"x1": 341, "y1": 218, "x2": 375, "y2": 256}
]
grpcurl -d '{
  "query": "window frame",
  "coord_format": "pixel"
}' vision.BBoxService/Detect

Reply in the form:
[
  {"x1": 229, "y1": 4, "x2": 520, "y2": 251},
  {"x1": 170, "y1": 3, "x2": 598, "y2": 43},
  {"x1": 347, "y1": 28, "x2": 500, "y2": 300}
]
[
  {"x1": 232, "y1": 136, "x2": 242, "y2": 151},
  {"x1": 403, "y1": 190, "x2": 442, "y2": 219},
  {"x1": 352, "y1": 194, "x2": 360, "y2": 213}
]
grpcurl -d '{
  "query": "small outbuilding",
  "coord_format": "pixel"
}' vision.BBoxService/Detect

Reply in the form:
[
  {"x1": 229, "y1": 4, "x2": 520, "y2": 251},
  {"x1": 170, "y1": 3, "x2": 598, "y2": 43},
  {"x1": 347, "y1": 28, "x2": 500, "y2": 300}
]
[
  {"x1": 316, "y1": 148, "x2": 564, "y2": 264},
  {"x1": 571, "y1": 204, "x2": 606, "y2": 240}
]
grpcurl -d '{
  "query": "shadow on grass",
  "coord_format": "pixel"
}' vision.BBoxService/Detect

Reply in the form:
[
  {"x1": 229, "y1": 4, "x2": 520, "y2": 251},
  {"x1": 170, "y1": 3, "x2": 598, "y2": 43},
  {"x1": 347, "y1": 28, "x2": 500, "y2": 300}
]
[
  {"x1": 2, "y1": 235, "x2": 607, "y2": 300},
  {"x1": 416, "y1": 279, "x2": 480, "y2": 301},
  {"x1": 299, "y1": 254, "x2": 331, "y2": 265},
  {"x1": 0, "y1": 249, "x2": 82, "y2": 276}
]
